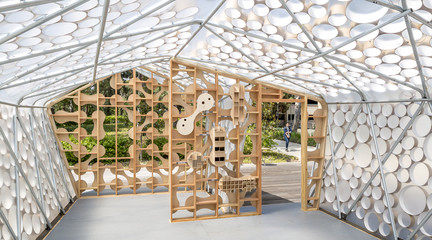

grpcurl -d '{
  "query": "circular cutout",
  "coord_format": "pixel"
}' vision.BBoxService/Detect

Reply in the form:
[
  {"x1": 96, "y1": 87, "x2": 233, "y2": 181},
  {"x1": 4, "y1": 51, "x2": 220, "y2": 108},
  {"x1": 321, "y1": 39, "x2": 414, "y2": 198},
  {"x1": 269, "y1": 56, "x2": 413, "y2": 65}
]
[
  {"x1": 361, "y1": 197, "x2": 371, "y2": 209},
  {"x1": 350, "y1": 177, "x2": 359, "y2": 188},
  {"x1": 397, "y1": 168, "x2": 410, "y2": 182},
  {"x1": 332, "y1": 127, "x2": 343, "y2": 142},
  {"x1": 356, "y1": 125, "x2": 370, "y2": 143},
  {"x1": 312, "y1": 24, "x2": 338, "y2": 40},
  {"x1": 333, "y1": 110, "x2": 345, "y2": 126},
  {"x1": 402, "y1": 136, "x2": 415, "y2": 150},
  {"x1": 413, "y1": 115, "x2": 431, "y2": 137},
  {"x1": 356, "y1": 207, "x2": 365, "y2": 219},
  {"x1": 399, "y1": 154, "x2": 412, "y2": 169},
  {"x1": 346, "y1": 0, "x2": 387, "y2": 23},
  {"x1": 384, "y1": 173, "x2": 398, "y2": 193},
  {"x1": 394, "y1": 104, "x2": 407, "y2": 117},
  {"x1": 341, "y1": 163, "x2": 353, "y2": 180},
  {"x1": 364, "y1": 212, "x2": 380, "y2": 232},
  {"x1": 374, "y1": 200, "x2": 385, "y2": 213},
  {"x1": 23, "y1": 213, "x2": 32, "y2": 235},
  {"x1": 357, "y1": 112, "x2": 367, "y2": 124},
  {"x1": 267, "y1": 9, "x2": 292, "y2": 27},
  {"x1": 374, "y1": 34, "x2": 403, "y2": 50},
  {"x1": 380, "y1": 127, "x2": 391, "y2": 140},
  {"x1": 399, "y1": 185, "x2": 426, "y2": 215},
  {"x1": 354, "y1": 144, "x2": 372, "y2": 168},
  {"x1": 398, "y1": 212, "x2": 413, "y2": 228},
  {"x1": 337, "y1": 180, "x2": 351, "y2": 202},
  {"x1": 410, "y1": 162, "x2": 430, "y2": 186},
  {"x1": 343, "y1": 132, "x2": 356, "y2": 148},
  {"x1": 372, "y1": 186, "x2": 382, "y2": 200},
  {"x1": 379, "y1": 223, "x2": 391, "y2": 236},
  {"x1": 325, "y1": 187, "x2": 335, "y2": 202},
  {"x1": 376, "y1": 114, "x2": 387, "y2": 128},
  {"x1": 42, "y1": 22, "x2": 77, "y2": 37},
  {"x1": 387, "y1": 115, "x2": 399, "y2": 129},
  {"x1": 410, "y1": 147, "x2": 424, "y2": 162},
  {"x1": 384, "y1": 154, "x2": 398, "y2": 172}
]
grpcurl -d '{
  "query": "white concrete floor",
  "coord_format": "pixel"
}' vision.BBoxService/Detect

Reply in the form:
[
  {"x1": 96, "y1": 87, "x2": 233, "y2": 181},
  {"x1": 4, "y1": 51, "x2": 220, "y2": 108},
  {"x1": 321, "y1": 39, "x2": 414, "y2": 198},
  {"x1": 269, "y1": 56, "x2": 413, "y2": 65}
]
[{"x1": 46, "y1": 194, "x2": 378, "y2": 240}]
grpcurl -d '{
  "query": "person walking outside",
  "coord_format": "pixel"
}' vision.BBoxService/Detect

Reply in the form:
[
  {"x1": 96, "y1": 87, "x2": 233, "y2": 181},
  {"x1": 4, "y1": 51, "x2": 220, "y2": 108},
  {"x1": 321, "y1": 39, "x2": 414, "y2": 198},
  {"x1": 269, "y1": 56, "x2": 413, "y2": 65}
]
[{"x1": 283, "y1": 122, "x2": 292, "y2": 151}]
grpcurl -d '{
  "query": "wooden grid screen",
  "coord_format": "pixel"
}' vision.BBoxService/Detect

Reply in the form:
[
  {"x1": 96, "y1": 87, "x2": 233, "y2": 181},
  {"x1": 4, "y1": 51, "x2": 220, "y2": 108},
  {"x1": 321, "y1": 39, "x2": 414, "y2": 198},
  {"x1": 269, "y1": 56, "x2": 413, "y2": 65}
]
[
  {"x1": 49, "y1": 68, "x2": 173, "y2": 197},
  {"x1": 169, "y1": 59, "x2": 262, "y2": 222}
]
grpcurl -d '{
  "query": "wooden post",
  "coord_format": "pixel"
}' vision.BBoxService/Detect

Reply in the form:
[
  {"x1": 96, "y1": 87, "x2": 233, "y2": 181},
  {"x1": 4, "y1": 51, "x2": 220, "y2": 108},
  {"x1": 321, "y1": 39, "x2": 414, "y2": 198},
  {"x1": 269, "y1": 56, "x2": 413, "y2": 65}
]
[
  {"x1": 301, "y1": 95, "x2": 308, "y2": 211},
  {"x1": 256, "y1": 83, "x2": 262, "y2": 214}
]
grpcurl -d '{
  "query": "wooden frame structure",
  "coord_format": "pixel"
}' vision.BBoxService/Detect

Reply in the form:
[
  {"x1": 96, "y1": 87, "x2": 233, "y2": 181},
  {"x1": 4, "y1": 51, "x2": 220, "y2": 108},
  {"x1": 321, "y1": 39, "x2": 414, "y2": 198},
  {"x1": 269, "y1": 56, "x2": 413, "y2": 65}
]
[
  {"x1": 169, "y1": 59, "x2": 263, "y2": 221},
  {"x1": 48, "y1": 68, "x2": 172, "y2": 197},
  {"x1": 48, "y1": 58, "x2": 328, "y2": 221},
  {"x1": 260, "y1": 86, "x2": 328, "y2": 211}
]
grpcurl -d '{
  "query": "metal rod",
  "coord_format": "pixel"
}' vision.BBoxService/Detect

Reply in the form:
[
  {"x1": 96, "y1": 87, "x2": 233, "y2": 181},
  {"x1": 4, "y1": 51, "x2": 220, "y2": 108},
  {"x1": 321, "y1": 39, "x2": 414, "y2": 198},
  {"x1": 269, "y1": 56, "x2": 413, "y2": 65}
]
[
  {"x1": 31, "y1": 109, "x2": 63, "y2": 213},
  {"x1": 12, "y1": 110, "x2": 22, "y2": 240},
  {"x1": 366, "y1": 0, "x2": 403, "y2": 11},
  {"x1": 0, "y1": 0, "x2": 88, "y2": 45},
  {"x1": 16, "y1": 114, "x2": 65, "y2": 214},
  {"x1": 327, "y1": 98, "x2": 432, "y2": 104},
  {"x1": 322, "y1": 104, "x2": 363, "y2": 176},
  {"x1": 366, "y1": 103, "x2": 398, "y2": 240},
  {"x1": 0, "y1": 100, "x2": 45, "y2": 108},
  {"x1": 0, "y1": 0, "x2": 63, "y2": 12},
  {"x1": 92, "y1": 0, "x2": 111, "y2": 83},
  {"x1": 174, "y1": 0, "x2": 226, "y2": 57},
  {"x1": 0, "y1": 120, "x2": 52, "y2": 229},
  {"x1": 28, "y1": 112, "x2": 49, "y2": 219},
  {"x1": 407, "y1": 207, "x2": 432, "y2": 239},
  {"x1": 0, "y1": 208, "x2": 17, "y2": 240},
  {"x1": 40, "y1": 111, "x2": 74, "y2": 202},
  {"x1": 23, "y1": 84, "x2": 85, "y2": 102},
  {"x1": 346, "y1": 101, "x2": 425, "y2": 215},
  {"x1": 327, "y1": 119, "x2": 342, "y2": 219},
  {"x1": 409, "y1": 11, "x2": 432, "y2": 32}
]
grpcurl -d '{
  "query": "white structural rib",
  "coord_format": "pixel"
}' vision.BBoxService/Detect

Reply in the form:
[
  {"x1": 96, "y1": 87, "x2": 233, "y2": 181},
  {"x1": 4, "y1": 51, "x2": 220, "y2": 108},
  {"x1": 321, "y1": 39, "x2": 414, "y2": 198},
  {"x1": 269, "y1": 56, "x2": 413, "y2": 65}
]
[
  {"x1": 0, "y1": 0, "x2": 62, "y2": 12},
  {"x1": 92, "y1": 0, "x2": 111, "y2": 83}
]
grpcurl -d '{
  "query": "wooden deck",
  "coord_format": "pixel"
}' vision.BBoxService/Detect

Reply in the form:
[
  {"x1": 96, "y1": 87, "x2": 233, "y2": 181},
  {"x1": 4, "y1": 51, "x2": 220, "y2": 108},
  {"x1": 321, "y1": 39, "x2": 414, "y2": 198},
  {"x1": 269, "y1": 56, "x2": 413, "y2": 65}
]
[{"x1": 242, "y1": 162, "x2": 302, "y2": 205}]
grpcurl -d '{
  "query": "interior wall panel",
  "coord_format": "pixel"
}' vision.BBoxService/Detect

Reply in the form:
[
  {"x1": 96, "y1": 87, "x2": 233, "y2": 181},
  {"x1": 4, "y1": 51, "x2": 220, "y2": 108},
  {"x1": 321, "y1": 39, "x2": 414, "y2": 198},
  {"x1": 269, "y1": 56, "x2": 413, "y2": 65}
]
[
  {"x1": 0, "y1": 104, "x2": 75, "y2": 240},
  {"x1": 321, "y1": 102, "x2": 432, "y2": 239}
]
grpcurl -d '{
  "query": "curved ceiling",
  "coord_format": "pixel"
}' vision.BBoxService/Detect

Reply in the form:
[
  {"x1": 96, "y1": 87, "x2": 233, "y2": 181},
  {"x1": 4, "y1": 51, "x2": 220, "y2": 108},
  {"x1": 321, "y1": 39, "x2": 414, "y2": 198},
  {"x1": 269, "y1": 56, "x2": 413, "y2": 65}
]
[{"x1": 0, "y1": 0, "x2": 432, "y2": 106}]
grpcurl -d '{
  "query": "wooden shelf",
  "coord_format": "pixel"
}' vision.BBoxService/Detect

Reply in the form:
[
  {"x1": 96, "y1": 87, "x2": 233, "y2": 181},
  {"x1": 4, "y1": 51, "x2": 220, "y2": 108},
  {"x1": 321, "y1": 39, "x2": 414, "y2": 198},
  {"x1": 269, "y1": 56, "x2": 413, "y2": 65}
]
[{"x1": 171, "y1": 68, "x2": 195, "y2": 72}]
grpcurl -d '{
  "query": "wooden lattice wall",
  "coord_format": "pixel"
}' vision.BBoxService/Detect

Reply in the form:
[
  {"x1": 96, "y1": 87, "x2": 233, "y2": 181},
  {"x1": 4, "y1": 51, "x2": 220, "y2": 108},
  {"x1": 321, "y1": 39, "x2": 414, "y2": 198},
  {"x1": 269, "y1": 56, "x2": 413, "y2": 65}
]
[
  {"x1": 49, "y1": 68, "x2": 173, "y2": 197},
  {"x1": 169, "y1": 59, "x2": 262, "y2": 221},
  {"x1": 48, "y1": 59, "x2": 328, "y2": 220}
]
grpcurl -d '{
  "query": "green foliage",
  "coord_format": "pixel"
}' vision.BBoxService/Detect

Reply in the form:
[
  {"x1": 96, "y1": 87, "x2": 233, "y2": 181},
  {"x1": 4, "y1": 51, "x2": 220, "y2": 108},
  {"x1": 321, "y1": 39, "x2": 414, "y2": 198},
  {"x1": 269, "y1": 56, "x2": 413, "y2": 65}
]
[
  {"x1": 289, "y1": 132, "x2": 317, "y2": 147},
  {"x1": 104, "y1": 115, "x2": 129, "y2": 124}
]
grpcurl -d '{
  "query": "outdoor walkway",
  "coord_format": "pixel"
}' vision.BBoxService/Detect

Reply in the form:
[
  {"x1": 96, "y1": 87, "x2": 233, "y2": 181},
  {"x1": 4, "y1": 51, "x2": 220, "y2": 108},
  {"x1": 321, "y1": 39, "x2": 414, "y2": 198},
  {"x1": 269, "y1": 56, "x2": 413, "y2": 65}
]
[{"x1": 46, "y1": 194, "x2": 378, "y2": 240}]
